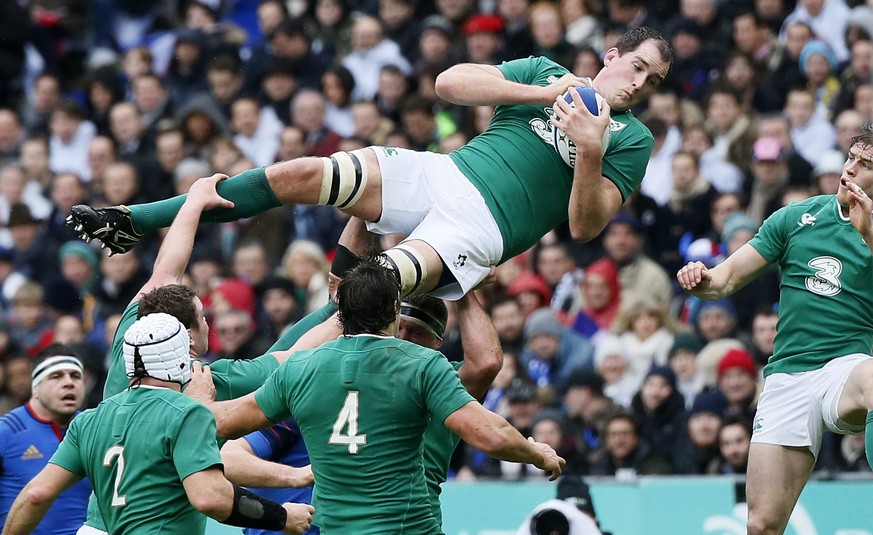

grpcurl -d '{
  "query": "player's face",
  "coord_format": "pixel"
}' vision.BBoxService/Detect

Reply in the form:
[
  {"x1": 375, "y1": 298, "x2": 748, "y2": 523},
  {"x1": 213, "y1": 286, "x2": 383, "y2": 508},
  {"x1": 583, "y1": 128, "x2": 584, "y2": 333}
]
[
  {"x1": 594, "y1": 40, "x2": 669, "y2": 111},
  {"x1": 32, "y1": 368, "x2": 85, "y2": 419},
  {"x1": 837, "y1": 143, "x2": 873, "y2": 208},
  {"x1": 190, "y1": 297, "x2": 210, "y2": 357},
  {"x1": 397, "y1": 318, "x2": 441, "y2": 350}
]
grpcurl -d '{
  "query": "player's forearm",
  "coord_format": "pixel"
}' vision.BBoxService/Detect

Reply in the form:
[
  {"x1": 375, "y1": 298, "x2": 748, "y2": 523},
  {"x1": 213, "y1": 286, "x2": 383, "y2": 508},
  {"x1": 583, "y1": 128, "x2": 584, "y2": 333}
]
[
  {"x1": 457, "y1": 293, "x2": 502, "y2": 400},
  {"x1": 435, "y1": 64, "x2": 549, "y2": 106},
  {"x1": 567, "y1": 149, "x2": 611, "y2": 242},
  {"x1": 221, "y1": 446, "x2": 312, "y2": 488},
  {"x1": 151, "y1": 199, "x2": 206, "y2": 279},
  {"x1": 478, "y1": 413, "x2": 545, "y2": 466},
  {"x1": 2, "y1": 487, "x2": 51, "y2": 534}
]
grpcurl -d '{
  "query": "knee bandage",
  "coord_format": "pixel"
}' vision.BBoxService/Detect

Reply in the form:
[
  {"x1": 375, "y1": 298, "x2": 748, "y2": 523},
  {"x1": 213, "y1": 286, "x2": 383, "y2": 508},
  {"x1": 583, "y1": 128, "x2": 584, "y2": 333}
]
[
  {"x1": 318, "y1": 150, "x2": 368, "y2": 209},
  {"x1": 380, "y1": 244, "x2": 429, "y2": 296}
]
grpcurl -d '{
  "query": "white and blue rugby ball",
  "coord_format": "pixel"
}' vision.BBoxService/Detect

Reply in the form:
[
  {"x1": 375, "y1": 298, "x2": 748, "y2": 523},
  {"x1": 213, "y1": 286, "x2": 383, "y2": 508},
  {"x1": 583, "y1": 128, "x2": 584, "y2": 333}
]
[{"x1": 553, "y1": 86, "x2": 611, "y2": 167}]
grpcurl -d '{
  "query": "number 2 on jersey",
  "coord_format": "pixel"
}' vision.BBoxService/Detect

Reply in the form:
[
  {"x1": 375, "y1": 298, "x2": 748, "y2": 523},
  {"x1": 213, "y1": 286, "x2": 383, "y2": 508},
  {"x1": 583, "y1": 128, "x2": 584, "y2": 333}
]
[
  {"x1": 329, "y1": 391, "x2": 367, "y2": 453},
  {"x1": 103, "y1": 445, "x2": 127, "y2": 507}
]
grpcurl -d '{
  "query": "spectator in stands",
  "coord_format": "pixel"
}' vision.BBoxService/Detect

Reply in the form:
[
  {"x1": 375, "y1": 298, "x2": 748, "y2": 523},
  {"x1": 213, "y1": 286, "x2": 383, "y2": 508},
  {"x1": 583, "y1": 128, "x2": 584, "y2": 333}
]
[
  {"x1": 230, "y1": 96, "x2": 282, "y2": 167},
  {"x1": 258, "y1": 276, "x2": 300, "y2": 340},
  {"x1": 594, "y1": 335, "x2": 639, "y2": 407},
  {"x1": 799, "y1": 40, "x2": 840, "y2": 121},
  {"x1": 707, "y1": 415, "x2": 753, "y2": 474},
  {"x1": 756, "y1": 112, "x2": 814, "y2": 187},
  {"x1": 520, "y1": 308, "x2": 593, "y2": 398},
  {"x1": 668, "y1": 332, "x2": 705, "y2": 407},
  {"x1": 8, "y1": 204, "x2": 54, "y2": 283},
  {"x1": 561, "y1": 370, "x2": 618, "y2": 464},
  {"x1": 532, "y1": 409, "x2": 588, "y2": 475},
  {"x1": 590, "y1": 412, "x2": 671, "y2": 476},
  {"x1": 0, "y1": 109, "x2": 23, "y2": 160},
  {"x1": 562, "y1": 0, "x2": 604, "y2": 52},
  {"x1": 630, "y1": 366, "x2": 689, "y2": 470},
  {"x1": 0, "y1": 352, "x2": 30, "y2": 414},
  {"x1": 489, "y1": 295, "x2": 527, "y2": 356},
  {"x1": 343, "y1": 15, "x2": 412, "y2": 102},
  {"x1": 213, "y1": 308, "x2": 272, "y2": 361},
  {"x1": 535, "y1": 243, "x2": 583, "y2": 315},
  {"x1": 507, "y1": 271, "x2": 553, "y2": 319},
  {"x1": 572, "y1": 258, "x2": 622, "y2": 340},
  {"x1": 614, "y1": 296, "x2": 675, "y2": 376},
  {"x1": 8, "y1": 283, "x2": 53, "y2": 356},
  {"x1": 291, "y1": 89, "x2": 342, "y2": 157},
  {"x1": 834, "y1": 108, "x2": 864, "y2": 154},
  {"x1": 704, "y1": 83, "x2": 757, "y2": 174},
  {"x1": 779, "y1": 0, "x2": 851, "y2": 63},
  {"x1": 529, "y1": 3, "x2": 574, "y2": 67},
  {"x1": 715, "y1": 348, "x2": 759, "y2": 420},
  {"x1": 785, "y1": 86, "x2": 837, "y2": 167},
  {"x1": 101, "y1": 161, "x2": 144, "y2": 208},
  {"x1": 674, "y1": 389, "x2": 726, "y2": 474},
  {"x1": 94, "y1": 250, "x2": 148, "y2": 317},
  {"x1": 19, "y1": 137, "x2": 53, "y2": 192},
  {"x1": 602, "y1": 213, "x2": 672, "y2": 307},
  {"x1": 47, "y1": 174, "x2": 87, "y2": 246},
  {"x1": 749, "y1": 307, "x2": 777, "y2": 367},
  {"x1": 668, "y1": 17, "x2": 720, "y2": 101},
  {"x1": 22, "y1": 73, "x2": 61, "y2": 136},
  {"x1": 747, "y1": 137, "x2": 791, "y2": 224},
  {"x1": 280, "y1": 239, "x2": 330, "y2": 314},
  {"x1": 48, "y1": 100, "x2": 96, "y2": 179},
  {"x1": 381, "y1": 0, "x2": 420, "y2": 64}
]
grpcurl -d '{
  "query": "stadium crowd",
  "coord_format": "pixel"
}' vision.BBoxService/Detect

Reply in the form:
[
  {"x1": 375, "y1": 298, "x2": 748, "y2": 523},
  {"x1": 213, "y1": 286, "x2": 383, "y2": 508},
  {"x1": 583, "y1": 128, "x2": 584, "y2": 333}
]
[{"x1": 0, "y1": 0, "x2": 872, "y2": 495}]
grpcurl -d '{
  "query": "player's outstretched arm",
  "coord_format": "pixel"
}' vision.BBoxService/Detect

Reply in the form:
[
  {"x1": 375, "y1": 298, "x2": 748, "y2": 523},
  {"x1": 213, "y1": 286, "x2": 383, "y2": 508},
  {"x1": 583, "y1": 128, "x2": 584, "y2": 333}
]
[
  {"x1": 435, "y1": 64, "x2": 587, "y2": 107},
  {"x1": 676, "y1": 243, "x2": 770, "y2": 300},
  {"x1": 444, "y1": 402, "x2": 565, "y2": 480},
  {"x1": 457, "y1": 292, "x2": 502, "y2": 400},
  {"x1": 134, "y1": 174, "x2": 234, "y2": 301},
  {"x1": 2, "y1": 464, "x2": 80, "y2": 535},
  {"x1": 220, "y1": 438, "x2": 313, "y2": 488}
]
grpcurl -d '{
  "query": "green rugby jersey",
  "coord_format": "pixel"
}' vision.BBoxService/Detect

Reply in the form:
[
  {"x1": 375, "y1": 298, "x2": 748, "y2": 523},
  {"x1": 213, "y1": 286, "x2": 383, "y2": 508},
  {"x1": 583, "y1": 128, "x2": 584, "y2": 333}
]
[
  {"x1": 748, "y1": 195, "x2": 873, "y2": 375},
  {"x1": 51, "y1": 387, "x2": 222, "y2": 534},
  {"x1": 255, "y1": 335, "x2": 475, "y2": 534},
  {"x1": 421, "y1": 361, "x2": 463, "y2": 528},
  {"x1": 450, "y1": 56, "x2": 653, "y2": 262}
]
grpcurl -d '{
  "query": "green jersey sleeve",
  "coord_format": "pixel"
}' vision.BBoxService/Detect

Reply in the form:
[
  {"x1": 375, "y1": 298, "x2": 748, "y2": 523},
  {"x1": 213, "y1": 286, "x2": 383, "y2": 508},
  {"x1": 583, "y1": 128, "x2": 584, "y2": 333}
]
[
  {"x1": 172, "y1": 403, "x2": 223, "y2": 481},
  {"x1": 103, "y1": 302, "x2": 140, "y2": 397},
  {"x1": 748, "y1": 205, "x2": 791, "y2": 263},
  {"x1": 48, "y1": 415, "x2": 87, "y2": 477},
  {"x1": 601, "y1": 115, "x2": 654, "y2": 201},
  {"x1": 209, "y1": 355, "x2": 279, "y2": 401},
  {"x1": 497, "y1": 56, "x2": 564, "y2": 84},
  {"x1": 254, "y1": 360, "x2": 295, "y2": 423},
  {"x1": 420, "y1": 355, "x2": 476, "y2": 425}
]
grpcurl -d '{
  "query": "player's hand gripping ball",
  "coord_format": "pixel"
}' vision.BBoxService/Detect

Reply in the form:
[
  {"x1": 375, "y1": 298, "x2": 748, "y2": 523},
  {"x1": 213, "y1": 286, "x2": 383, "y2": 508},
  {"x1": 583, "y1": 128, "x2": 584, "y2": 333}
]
[{"x1": 553, "y1": 86, "x2": 611, "y2": 167}]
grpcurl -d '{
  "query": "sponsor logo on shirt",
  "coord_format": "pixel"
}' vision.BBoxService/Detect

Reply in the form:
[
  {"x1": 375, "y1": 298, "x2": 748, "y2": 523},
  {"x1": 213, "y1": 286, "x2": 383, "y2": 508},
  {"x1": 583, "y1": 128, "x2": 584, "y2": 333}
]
[
  {"x1": 20, "y1": 444, "x2": 43, "y2": 460},
  {"x1": 797, "y1": 213, "x2": 817, "y2": 227}
]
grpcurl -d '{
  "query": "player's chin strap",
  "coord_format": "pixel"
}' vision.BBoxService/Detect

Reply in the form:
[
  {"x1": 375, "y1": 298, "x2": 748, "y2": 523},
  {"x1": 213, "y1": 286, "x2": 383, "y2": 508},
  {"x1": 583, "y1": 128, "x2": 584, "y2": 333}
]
[{"x1": 223, "y1": 486, "x2": 287, "y2": 531}]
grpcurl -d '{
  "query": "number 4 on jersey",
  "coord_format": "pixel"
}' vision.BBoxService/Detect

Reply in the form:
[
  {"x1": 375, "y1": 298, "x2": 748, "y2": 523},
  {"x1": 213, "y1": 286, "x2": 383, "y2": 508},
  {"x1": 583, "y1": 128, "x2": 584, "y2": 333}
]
[{"x1": 329, "y1": 391, "x2": 367, "y2": 453}]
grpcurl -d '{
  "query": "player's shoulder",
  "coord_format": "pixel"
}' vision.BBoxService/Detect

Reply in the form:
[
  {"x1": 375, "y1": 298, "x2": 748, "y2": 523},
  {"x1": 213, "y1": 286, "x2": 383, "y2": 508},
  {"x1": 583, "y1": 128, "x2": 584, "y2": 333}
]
[
  {"x1": 0, "y1": 406, "x2": 28, "y2": 434},
  {"x1": 771, "y1": 194, "x2": 834, "y2": 222},
  {"x1": 611, "y1": 110, "x2": 654, "y2": 143}
]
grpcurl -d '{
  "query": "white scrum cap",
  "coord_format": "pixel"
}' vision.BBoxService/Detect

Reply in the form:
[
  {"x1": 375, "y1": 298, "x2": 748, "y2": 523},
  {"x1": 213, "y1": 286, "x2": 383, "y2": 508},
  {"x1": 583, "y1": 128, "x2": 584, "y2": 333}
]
[{"x1": 123, "y1": 313, "x2": 192, "y2": 385}]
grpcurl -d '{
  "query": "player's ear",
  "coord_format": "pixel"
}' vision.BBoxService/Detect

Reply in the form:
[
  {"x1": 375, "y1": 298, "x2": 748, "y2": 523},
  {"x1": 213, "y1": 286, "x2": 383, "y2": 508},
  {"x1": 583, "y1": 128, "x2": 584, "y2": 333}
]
[{"x1": 602, "y1": 48, "x2": 619, "y2": 65}]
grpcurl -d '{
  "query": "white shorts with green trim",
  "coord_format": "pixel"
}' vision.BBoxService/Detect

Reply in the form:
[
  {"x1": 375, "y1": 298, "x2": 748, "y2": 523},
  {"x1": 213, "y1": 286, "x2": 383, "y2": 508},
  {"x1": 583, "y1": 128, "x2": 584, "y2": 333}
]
[
  {"x1": 751, "y1": 353, "x2": 870, "y2": 458},
  {"x1": 368, "y1": 147, "x2": 504, "y2": 300}
]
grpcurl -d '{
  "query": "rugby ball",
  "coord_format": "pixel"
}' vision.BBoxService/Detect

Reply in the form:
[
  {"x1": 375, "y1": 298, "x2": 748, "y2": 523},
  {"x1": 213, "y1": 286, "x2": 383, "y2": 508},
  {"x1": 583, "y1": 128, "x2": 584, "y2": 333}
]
[{"x1": 553, "y1": 86, "x2": 611, "y2": 167}]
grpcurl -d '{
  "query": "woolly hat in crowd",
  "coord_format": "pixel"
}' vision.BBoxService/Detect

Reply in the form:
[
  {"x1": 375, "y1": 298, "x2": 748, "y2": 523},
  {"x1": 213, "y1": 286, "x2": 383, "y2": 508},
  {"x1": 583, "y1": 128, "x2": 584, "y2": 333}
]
[
  {"x1": 59, "y1": 241, "x2": 98, "y2": 272},
  {"x1": 594, "y1": 334, "x2": 627, "y2": 370},
  {"x1": 688, "y1": 390, "x2": 727, "y2": 417},
  {"x1": 721, "y1": 212, "x2": 759, "y2": 245},
  {"x1": 563, "y1": 369, "x2": 605, "y2": 395},
  {"x1": 799, "y1": 40, "x2": 837, "y2": 76},
  {"x1": 669, "y1": 332, "x2": 704, "y2": 358},
  {"x1": 696, "y1": 339, "x2": 747, "y2": 387},
  {"x1": 697, "y1": 299, "x2": 736, "y2": 320},
  {"x1": 524, "y1": 308, "x2": 564, "y2": 341},
  {"x1": 848, "y1": 6, "x2": 873, "y2": 41},
  {"x1": 508, "y1": 271, "x2": 553, "y2": 307},
  {"x1": 645, "y1": 365, "x2": 677, "y2": 390},
  {"x1": 717, "y1": 348, "x2": 757, "y2": 380}
]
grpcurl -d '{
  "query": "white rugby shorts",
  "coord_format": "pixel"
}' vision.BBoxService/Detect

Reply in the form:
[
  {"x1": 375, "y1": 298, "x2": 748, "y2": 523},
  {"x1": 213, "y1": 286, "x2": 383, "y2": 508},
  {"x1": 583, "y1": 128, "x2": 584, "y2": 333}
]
[{"x1": 369, "y1": 146, "x2": 504, "y2": 300}]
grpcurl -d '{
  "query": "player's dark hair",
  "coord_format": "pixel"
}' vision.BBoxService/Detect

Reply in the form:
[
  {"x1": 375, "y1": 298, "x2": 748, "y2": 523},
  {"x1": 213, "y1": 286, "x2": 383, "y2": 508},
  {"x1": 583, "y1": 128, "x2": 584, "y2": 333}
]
[
  {"x1": 138, "y1": 284, "x2": 198, "y2": 329},
  {"x1": 851, "y1": 121, "x2": 873, "y2": 150},
  {"x1": 614, "y1": 27, "x2": 673, "y2": 72},
  {"x1": 336, "y1": 260, "x2": 400, "y2": 336}
]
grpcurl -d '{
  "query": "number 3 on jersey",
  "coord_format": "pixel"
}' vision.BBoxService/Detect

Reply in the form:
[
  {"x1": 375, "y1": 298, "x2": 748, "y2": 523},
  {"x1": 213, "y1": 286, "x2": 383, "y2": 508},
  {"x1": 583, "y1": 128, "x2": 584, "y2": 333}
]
[{"x1": 329, "y1": 391, "x2": 367, "y2": 453}]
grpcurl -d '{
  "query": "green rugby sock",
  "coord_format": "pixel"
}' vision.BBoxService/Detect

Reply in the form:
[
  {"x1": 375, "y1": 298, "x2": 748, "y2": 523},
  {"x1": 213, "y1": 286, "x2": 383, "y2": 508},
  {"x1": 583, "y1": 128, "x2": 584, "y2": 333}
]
[
  {"x1": 866, "y1": 411, "x2": 873, "y2": 470},
  {"x1": 129, "y1": 168, "x2": 281, "y2": 234}
]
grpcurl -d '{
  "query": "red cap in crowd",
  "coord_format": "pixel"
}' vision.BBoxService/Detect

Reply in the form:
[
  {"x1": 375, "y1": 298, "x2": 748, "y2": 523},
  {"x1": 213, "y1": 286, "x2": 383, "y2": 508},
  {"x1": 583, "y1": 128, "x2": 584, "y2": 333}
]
[
  {"x1": 462, "y1": 14, "x2": 505, "y2": 36},
  {"x1": 717, "y1": 348, "x2": 757, "y2": 380}
]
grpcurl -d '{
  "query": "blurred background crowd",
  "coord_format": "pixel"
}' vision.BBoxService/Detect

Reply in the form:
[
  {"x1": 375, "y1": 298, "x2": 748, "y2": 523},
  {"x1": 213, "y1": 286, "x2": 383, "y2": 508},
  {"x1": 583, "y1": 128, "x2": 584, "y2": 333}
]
[{"x1": 0, "y1": 0, "x2": 871, "y2": 481}]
